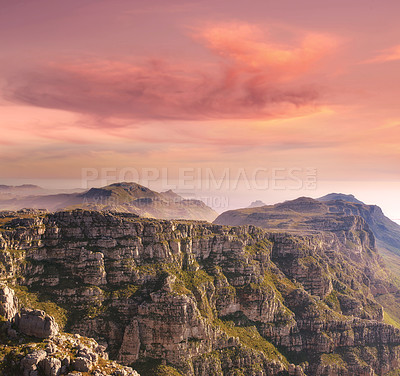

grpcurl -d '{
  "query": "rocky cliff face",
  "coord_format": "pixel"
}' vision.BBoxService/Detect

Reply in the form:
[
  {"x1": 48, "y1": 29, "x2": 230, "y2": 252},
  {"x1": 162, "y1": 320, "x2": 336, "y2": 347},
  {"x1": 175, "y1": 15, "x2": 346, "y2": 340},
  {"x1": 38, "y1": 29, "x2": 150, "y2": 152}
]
[
  {"x1": 322, "y1": 199, "x2": 400, "y2": 252},
  {"x1": 0, "y1": 284, "x2": 18, "y2": 320},
  {"x1": 1, "y1": 209, "x2": 400, "y2": 375}
]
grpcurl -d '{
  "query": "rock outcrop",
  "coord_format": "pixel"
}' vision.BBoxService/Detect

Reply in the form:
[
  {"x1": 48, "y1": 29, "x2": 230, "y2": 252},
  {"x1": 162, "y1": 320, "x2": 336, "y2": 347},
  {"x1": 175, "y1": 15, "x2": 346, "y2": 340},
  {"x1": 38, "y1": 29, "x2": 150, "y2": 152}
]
[
  {"x1": 13, "y1": 332, "x2": 140, "y2": 376},
  {"x1": 0, "y1": 209, "x2": 400, "y2": 375},
  {"x1": 15, "y1": 308, "x2": 59, "y2": 338},
  {"x1": 0, "y1": 283, "x2": 18, "y2": 320},
  {"x1": 0, "y1": 284, "x2": 140, "y2": 376}
]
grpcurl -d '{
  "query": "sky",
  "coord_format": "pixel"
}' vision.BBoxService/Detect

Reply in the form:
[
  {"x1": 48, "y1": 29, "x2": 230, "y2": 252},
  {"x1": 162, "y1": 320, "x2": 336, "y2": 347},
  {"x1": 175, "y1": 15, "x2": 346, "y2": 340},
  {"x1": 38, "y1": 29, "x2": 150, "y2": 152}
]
[{"x1": 0, "y1": 0, "x2": 399, "y2": 218}]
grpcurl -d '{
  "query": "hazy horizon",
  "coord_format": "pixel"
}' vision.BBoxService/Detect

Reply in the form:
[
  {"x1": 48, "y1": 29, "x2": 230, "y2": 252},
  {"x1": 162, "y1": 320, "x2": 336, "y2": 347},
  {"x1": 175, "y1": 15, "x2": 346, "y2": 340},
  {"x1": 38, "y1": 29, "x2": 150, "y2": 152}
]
[{"x1": 1, "y1": 177, "x2": 399, "y2": 224}]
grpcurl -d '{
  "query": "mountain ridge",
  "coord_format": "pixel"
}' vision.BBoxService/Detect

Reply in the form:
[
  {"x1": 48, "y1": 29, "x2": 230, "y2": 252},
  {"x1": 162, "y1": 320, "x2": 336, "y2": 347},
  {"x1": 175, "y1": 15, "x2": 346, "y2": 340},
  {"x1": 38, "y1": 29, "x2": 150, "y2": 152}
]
[
  {"x1": 318, "y1": 193, "x2": 365, "y2": 204},
  {"x1": 0, "y1": 182, "x2": 218, "y2": 222},
  {"x1": 215, "y1": 194, "x2": 400, "y2": 252}
]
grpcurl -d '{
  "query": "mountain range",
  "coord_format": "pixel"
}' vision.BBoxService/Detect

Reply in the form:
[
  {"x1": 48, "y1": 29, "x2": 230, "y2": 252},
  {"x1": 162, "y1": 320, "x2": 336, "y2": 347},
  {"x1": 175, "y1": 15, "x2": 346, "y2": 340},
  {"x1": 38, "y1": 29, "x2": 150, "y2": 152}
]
[
  {"x1": 0, "y1": 184, "x2": 44, "y2": 192},
  {"x1": 0, "y1": 182, "x2": 218, "y2": 222}
]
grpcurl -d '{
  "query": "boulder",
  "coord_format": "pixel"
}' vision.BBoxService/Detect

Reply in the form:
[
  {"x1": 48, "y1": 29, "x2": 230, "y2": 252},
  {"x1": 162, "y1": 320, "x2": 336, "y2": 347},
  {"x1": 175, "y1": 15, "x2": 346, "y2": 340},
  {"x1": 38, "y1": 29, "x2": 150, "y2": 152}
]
[
  {"x1": 73, "y1": 356, "x2": 92, "y2": 372},
  {"x1": 77, "y1": 344, "x2": 98, "y2": 363},
  {"x1": 41, "y1": 357, "x2": 62, "y2": 376},
  {"x1": 16, "y1": 308, "x2": 59, "y2": 338},
  {"x1": 21, "y1": 350, "x2": 47, "y2": 374}
]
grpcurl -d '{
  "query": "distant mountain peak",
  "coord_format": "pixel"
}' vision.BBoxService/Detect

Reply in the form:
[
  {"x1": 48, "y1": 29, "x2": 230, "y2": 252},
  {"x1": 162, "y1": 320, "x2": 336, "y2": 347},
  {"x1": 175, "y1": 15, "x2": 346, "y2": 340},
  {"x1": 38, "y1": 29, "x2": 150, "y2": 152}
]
[
  {"x1": 82, "y1": 182, "x2": 154, "y2": 199},
  {"x1": 108, "y1": 181, "x2": 152, "y2": 192},
  {"x1": 160, "y1": 189, "x2": 183, "y2": 200},
  {"x1": 0, "y1": 184, "x2": 43, "y2": 191},
  {"x1": 275, "y1": 196, "x2": 327, "y2": 213},
  {"x1": 248, "y1": 200, "x2": 266, "y2": 208},
  {"x1": 318, "y1": 193, "x2": 364, "y2": 204}
]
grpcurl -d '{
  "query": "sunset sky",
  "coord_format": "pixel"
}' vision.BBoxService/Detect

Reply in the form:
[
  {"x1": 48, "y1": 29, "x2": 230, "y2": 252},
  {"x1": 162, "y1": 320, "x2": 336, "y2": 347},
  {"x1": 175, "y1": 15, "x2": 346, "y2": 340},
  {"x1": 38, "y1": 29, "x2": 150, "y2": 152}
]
[{"x1": 0, "y1": 0, "x2": 399, "y2": 218}]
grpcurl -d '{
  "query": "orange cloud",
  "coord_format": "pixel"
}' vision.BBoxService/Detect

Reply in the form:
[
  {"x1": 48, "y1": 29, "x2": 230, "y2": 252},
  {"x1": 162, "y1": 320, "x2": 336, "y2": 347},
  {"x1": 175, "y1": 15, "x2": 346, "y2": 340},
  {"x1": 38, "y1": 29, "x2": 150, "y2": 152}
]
[
  {"x1": 5, "y1": 22, "x2": 338, "y2": 123},
  {"x1": 197, "y1": 22, "x2": 338, "y2": 81}
]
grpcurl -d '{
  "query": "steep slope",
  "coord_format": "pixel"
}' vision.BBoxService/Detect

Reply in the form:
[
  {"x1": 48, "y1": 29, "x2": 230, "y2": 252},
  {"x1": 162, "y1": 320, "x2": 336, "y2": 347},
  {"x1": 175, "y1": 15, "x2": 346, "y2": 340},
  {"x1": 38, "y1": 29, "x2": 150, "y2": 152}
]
[
  {"x1": 215, "y1": 196, "x2": 400, "y2": 328},
  {"x1": 1, "y1": 210, "x2": 400, "y2": 375},
  {"x1": 0, "y1": 182, "x2": 218, "y2": 222},
  {"x1": 320, "y1": 196, "x2": 400, "y2": 253}
]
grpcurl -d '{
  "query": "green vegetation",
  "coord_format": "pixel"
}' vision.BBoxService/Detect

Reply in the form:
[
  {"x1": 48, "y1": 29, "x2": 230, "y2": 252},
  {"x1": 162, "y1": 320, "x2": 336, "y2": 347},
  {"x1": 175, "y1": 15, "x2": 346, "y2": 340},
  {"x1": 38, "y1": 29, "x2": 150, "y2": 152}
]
[
  {"x1": 133, "y1": 359, "x2": 184, "y2": 376},
  {"x1": 12, "y1": 285, "x2": 67, "y2": 329},
  {"x1": 86, "y1": 303, "x2": 107, "y2": 319},
  {"x1": 172, "y1": 279, "x2": 192, "y2": 296},
  {"x1": 383, "y1": 310, "x2": 400, "y2": 329},
  {"x1": 111, "y1": 284, "x2": 139, "y2": 299},
  {"x1": 377, "y1": 293, "x2": 400, "y2": 329},
  {"x1": 378, "y1": 244, "x2": 400, "y2": 280},
  {"x1": 244, "y1": 239, "x2": 272, "y2": 256},
  {"x1": 214, "y1": 319, "x2": 288, "y2": 366},
  {"x1": 153, "y1": 365, "x2": 184, "y2": 376},
  {"x1": 127, "y1": 260, "x2": 216, "y2": 318},
  {"x1": 324, "y1": 291, "x2": 341, "y2": 312},
  {"x1": 178, "y1": 269, "x2": 213, "y2": 292},
  {"x1": 320, "y1": 353, "x2": 346, "y2": 369},
  {"x1": 176, "y1": 269, "x2": 214, "y2": 318}
]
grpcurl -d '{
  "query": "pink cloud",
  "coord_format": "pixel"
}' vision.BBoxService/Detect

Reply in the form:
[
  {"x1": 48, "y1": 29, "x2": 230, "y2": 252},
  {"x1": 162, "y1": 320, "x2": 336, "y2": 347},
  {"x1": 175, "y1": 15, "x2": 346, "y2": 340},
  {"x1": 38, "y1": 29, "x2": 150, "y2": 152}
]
[
  {"x1": 363, "y1": 45, "x2": 400, "y2": 64},
  {"x1": 5, "y1": 23, "x2": 338, "y2": 123}
]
